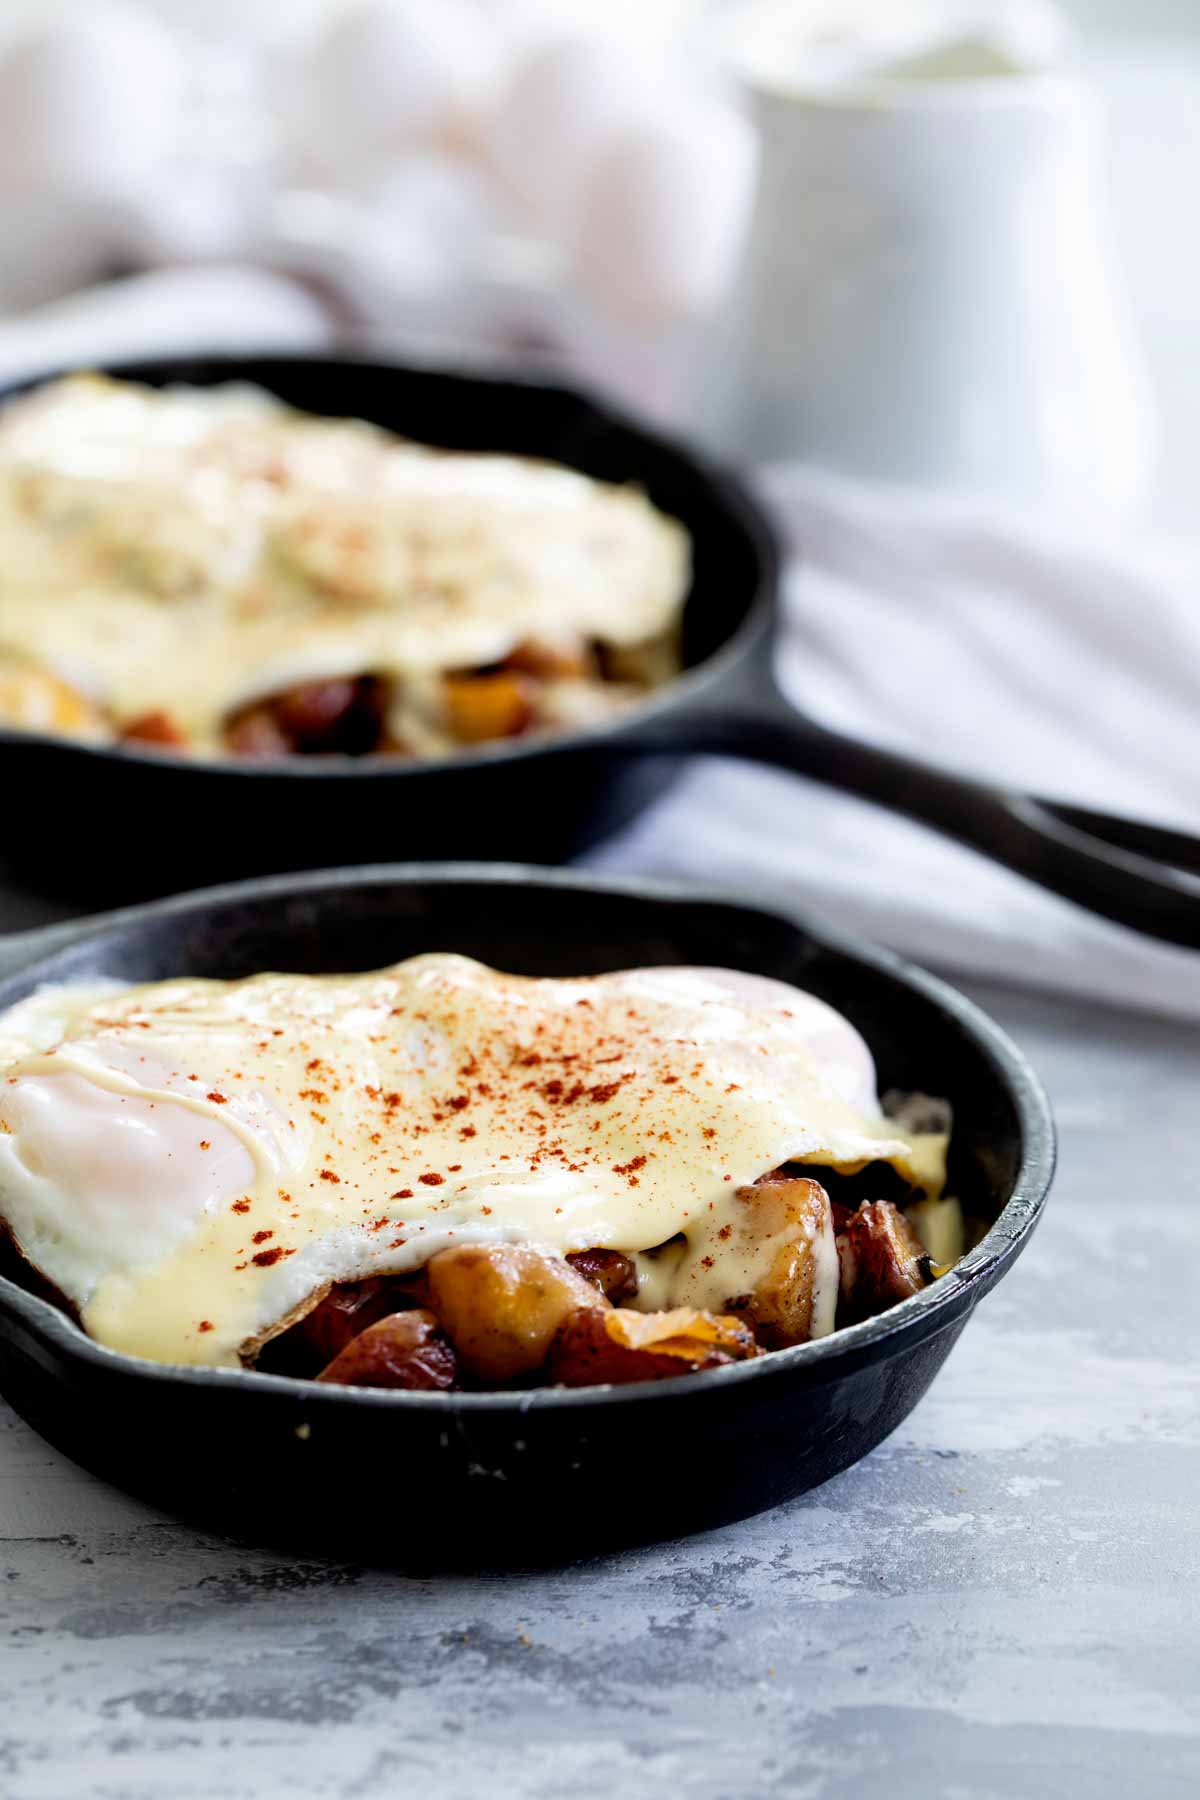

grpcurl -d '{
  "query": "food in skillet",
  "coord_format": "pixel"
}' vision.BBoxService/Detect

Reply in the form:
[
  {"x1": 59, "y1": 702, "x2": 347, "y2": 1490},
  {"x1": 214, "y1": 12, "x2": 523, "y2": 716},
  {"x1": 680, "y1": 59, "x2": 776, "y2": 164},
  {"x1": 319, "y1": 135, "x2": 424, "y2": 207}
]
[
  {"x1": 0, "y1": 956, "x2": 967, "y2": 1388},
  {"x1": 0, "y1": 374, "x2": 687, "y2": 759}
]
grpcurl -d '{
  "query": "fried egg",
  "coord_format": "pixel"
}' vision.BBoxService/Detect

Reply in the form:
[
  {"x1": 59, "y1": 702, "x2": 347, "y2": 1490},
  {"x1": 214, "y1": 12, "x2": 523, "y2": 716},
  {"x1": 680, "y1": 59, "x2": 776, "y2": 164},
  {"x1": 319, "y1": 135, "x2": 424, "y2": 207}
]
[
  {"x1": 0, "y1": 375, "x2": 689, "y2": 752},
  {"x1": 0, "y1": 956, "x2": 946, "y2": 1368}
]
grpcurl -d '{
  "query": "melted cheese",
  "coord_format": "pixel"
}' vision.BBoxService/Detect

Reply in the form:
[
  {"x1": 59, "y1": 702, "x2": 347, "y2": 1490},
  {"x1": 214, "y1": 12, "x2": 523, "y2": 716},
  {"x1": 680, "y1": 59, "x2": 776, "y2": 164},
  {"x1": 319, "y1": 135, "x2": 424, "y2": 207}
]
[
  {"x1": 0, "y1": 375, "x2": 688, "y2": 750},
  {"x1": 0, "y1": 957, "x2": 946, "y2": 1369}
]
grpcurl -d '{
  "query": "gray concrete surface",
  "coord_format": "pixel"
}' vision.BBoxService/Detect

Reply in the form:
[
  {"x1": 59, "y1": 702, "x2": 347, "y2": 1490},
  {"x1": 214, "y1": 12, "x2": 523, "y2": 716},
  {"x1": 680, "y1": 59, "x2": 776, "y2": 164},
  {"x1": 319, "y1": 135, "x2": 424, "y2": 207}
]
[{"x1": 1, "y1": 978, "x2": 1197, "y2": 1799}]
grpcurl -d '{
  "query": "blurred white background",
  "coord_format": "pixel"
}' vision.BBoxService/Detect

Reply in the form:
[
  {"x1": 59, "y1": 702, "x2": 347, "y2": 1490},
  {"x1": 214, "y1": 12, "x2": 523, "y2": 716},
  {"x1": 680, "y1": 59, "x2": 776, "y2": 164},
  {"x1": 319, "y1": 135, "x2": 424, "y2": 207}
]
[{"x1": 0, "y1": 0, "x2": 1194, "y2": 520}]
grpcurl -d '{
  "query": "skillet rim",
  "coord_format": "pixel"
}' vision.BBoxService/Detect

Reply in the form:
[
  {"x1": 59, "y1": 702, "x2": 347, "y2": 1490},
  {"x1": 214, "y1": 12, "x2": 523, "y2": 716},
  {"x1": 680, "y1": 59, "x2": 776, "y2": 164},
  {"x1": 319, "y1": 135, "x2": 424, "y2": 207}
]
[
  {"x1": 0, "y1": 861, "x2": 1056, "y2": 1412},
  {"x1": 0, "y1": 350, "x2": 779, "y2": 779}
]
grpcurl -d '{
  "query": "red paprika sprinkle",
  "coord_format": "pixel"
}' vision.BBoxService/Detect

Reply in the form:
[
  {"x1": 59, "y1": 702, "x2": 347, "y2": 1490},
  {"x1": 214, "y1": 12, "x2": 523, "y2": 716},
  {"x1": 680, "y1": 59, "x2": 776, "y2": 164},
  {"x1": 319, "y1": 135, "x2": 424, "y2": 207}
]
[{"x1": 251, "y1": 1246, "x2": 293, "y2": 1268}]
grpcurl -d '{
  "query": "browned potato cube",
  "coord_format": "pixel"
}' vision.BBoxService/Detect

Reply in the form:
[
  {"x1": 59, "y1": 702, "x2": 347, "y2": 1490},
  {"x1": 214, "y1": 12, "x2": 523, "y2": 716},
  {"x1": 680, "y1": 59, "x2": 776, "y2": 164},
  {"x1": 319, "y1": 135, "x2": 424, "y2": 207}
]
[
  {"x1": 272, "y1": 678, "x2": 361, "y2": 745},
  {"x1": 443, "y1": 671, "x2": 536, "y2": 743},
  {"x1": 315, "y1": 1309, "x2": 457, "y2": 1391},
  {"x1": 426, "y1": 1243, "x2": 605, "y2": 1383},
  {"x1": 120, "y1": 710, "x2": 188, "y2": 749},
  {"x1": 275, "y1": 676, "x2": 386, "y2": 754},
  {"x1": 226, "y1": 704, "x2": 292, "y2": 758},
  {"x1": 548, "y1": 1305, "x2": 759, "y2": 1387},
  {"x1": 725, "y1": 1176, "x2": 837, "y2": 1348},
  {"x1": 838, "y1": 1200, "x2": 929, "y2": 1321},
  {"x1": 565, "y1": 1248, "x2": 638, "y2": 1304},
  {"x1": 293, "y1": 1277, "x2": 422, "y2": 1367}
]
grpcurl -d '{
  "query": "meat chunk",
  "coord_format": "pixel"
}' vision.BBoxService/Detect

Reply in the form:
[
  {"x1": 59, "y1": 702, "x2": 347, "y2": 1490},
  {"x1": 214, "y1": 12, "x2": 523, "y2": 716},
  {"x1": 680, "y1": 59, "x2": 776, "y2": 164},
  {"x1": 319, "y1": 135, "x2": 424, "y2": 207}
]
[
  {"x1": 566, "y1": 1247, "x2": 638, "y2": 1304},
  {"x1": 315, "y1": 1309, "x2": 457, "y2": 1391},
  {"x1": 838, "y1": 1200, "x2": 930, "y2": 1321},
  {"x1": 548, "y1": 1306, "x2": 759, "y2": 1387},
  {"x1": 425, "y1": 1243, "x2": 606, "y2": 1383},
  {"x1": 725, "y1": 1176, "x2": 838, "y2": 1347}
]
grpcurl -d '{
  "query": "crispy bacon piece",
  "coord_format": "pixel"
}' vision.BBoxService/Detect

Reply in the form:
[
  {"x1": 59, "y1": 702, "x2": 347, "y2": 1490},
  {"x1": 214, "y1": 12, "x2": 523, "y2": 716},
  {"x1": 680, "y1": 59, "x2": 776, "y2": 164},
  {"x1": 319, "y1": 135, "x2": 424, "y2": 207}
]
[
  {"x1": 119, "y1": 709, "x2": 188, "y2": 749},
  {"x1": 837, "y1": 1200, "x2": 930, "y2": 1322},
  {"x1": 426, "y1": 1243, "x2": 606, "y2": 1383},
  {"x1": 548, "y1": 1305, "x2": 759, "y2": 1387},
  {"x1": 315, "y1": 1309, "x2": 457, "y2": 1391},
  {"x1": 442, "y1": 671, "x2": 536, "y2": 743},
  {"x1": 565, "y1": 1247, "x2": 638, "y2": 1304}
]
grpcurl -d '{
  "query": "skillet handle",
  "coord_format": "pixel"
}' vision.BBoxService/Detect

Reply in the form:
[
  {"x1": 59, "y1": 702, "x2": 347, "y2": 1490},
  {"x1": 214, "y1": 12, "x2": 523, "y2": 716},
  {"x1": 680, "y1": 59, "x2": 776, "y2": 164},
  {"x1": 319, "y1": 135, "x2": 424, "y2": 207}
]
[{"x1": 619, "y1": 670, "x2": 1200, "y2": 950}]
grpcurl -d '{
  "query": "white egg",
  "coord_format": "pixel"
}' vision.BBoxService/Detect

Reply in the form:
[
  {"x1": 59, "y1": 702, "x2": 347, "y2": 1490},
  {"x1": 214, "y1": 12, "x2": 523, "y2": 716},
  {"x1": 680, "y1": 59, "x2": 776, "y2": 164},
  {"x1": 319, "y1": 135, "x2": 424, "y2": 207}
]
[
  {"x1": 299, "y1": 0, "x2": 504, "y2": 173},
  {"x1": 0, "y1": 1071, "x2": 256, "y2": 1300},
  {"x1": 487, "y1": 36, "x2": 666, "y2": 235},
  {"x1": 0, "y1": 4, "x2": 184, "y2": 202},
  {"x1": 572, "y1": 97, "x2": 760, "y2": 321}
]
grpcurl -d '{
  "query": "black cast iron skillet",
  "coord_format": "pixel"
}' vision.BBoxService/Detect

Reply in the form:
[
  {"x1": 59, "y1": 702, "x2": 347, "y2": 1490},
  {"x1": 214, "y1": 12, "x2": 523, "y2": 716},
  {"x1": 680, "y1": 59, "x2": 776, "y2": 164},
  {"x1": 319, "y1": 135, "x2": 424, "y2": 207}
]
[
  {"x1": 0, "y1": 863, "x2": 1053, "y2": 1561},
  {"x1": 4, "y1": 351, "x2": 1196, "y2": 946}
]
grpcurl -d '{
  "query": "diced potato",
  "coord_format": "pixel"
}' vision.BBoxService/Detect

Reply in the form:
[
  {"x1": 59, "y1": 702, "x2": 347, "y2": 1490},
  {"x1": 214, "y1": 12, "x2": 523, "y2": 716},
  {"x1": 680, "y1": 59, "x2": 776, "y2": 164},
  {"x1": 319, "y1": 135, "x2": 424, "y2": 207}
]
[
  {"x1": 565, "y1": 1247, "x2": 638, "y2": 1304},
  {"x1": 0, "y1": 664, "x2": 104, "y2": 741},
  {"x1": 272, "y1": 678, "x2": 361, "y2": 745},
  {"x1": 426, "y1": 1243, "x2": 605, "y2": 1382},
  {"x1": 838, "y1": 1200, "x2": 929, "y2": 1321},
  {"x1": 315, "y1": 1309, "x2": 457, "y2": 1391},
  {"x1": 293, "y1": 1276, "x2": 424, "y2": 1368},
  {"x1": 726, "y1": 1176, "x2": 838, "y2": 1347},
  {"x1": 442, "y1": 671, "x2": 536, "y2": 744},
  {"x1": 227, "y1": 705, "x2": 292, "y2": 757},
  {"x1": 119, "y1": 710, "x2": 188, "y2": 749},
  {"x1": 226, "y1": 677, "x2": 386, "y2": 757},
  {"x1": 905, "y1": 1195, "x2": 965, "y2": 1269},
  {"x1": 548, "y1": 1305, "x2": 758, "y2": 1387}
]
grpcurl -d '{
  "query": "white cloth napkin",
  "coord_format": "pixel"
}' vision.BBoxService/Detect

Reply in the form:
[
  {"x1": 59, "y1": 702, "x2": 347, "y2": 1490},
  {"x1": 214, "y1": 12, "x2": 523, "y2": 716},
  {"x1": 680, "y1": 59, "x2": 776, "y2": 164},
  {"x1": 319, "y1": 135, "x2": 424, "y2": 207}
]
[
  {"x1": 586, "y1": 466, "x2": 1200, "y2": 1020},
  {"x1": 0, "y1": 265, "x2": 333, "y2": 384}
]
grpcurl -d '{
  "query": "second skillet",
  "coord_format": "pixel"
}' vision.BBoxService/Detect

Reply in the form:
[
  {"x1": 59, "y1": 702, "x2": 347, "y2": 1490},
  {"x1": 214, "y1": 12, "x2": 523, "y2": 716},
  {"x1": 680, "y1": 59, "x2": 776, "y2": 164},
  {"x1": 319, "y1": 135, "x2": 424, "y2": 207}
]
[{"x1": 1, "y1": 352, "x2": 1196, "y2": 944}]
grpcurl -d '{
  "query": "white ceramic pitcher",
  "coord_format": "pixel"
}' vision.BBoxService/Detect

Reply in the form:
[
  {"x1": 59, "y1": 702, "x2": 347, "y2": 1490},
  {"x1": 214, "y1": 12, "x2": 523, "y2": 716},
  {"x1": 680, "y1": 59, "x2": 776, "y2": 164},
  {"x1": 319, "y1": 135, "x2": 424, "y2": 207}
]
[{"x1": 703, "y1": 47, "x2": 1153, "y2": 514}]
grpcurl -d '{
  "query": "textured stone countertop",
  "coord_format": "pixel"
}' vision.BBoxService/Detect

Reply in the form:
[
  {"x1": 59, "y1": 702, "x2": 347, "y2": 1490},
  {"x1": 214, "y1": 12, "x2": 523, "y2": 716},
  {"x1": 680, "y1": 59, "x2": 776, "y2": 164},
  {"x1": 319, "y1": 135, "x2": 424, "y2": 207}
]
[{"x1": 1, "y1": 976, "x2": 1197, "y2": 1799}]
